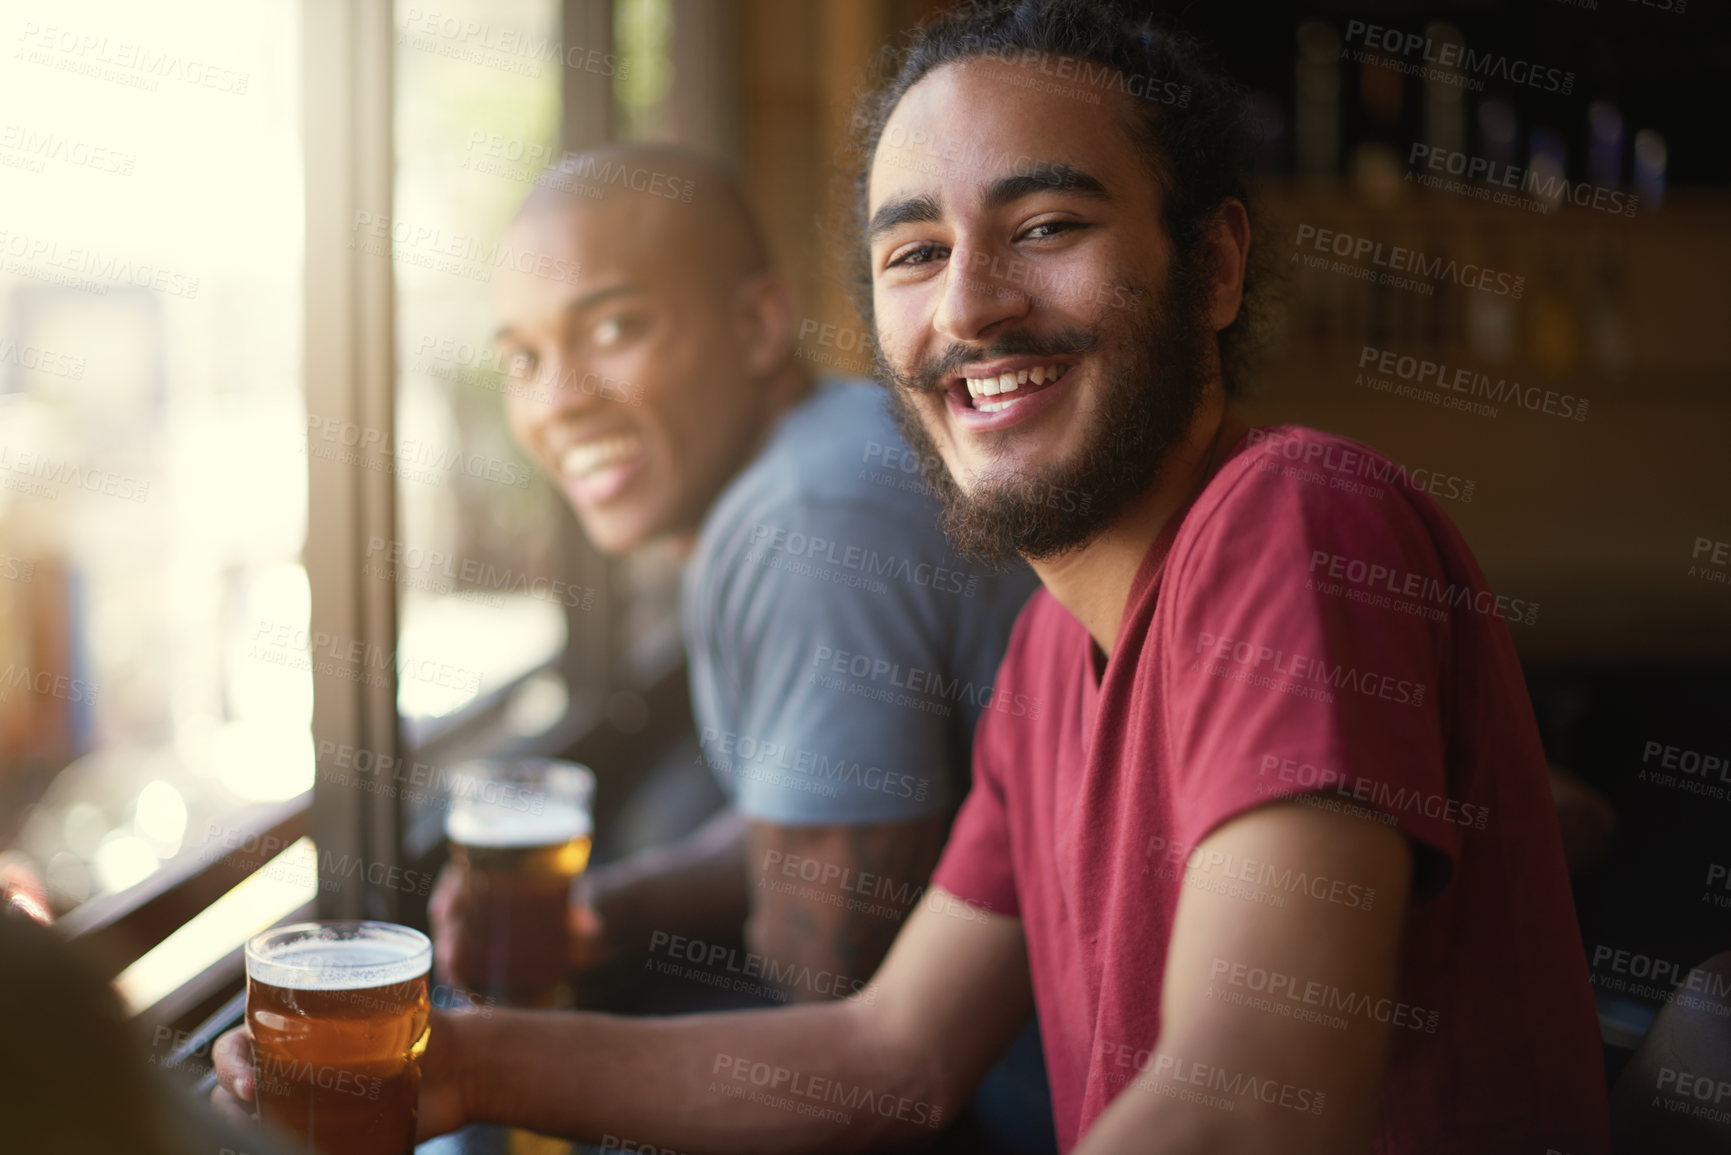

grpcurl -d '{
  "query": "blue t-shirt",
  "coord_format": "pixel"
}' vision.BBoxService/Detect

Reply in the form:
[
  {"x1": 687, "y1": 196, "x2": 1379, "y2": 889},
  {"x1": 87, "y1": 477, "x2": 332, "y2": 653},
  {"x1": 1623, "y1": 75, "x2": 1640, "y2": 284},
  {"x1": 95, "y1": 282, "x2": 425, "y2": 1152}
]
[{"x1": 682, "y1": 379, "x2": 1038, "y2": 826}]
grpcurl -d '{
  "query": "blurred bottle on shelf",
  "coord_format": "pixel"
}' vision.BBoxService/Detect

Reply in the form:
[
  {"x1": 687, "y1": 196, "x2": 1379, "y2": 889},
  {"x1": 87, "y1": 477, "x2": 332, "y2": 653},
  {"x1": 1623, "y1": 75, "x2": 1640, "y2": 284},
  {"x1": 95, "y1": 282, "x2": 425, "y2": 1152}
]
[
  {"x1": 1634, "y1": 129, "x2": 1666, "y2": 211},
  {"x1": 1422, "y1": 23, "x2": 1467, "y2": 160},
  {"x1": 1478, "y1": 99, "x2": 1519, "y2": 170},
  {"x1": 1528, "y1": 126, "x2": 1568, "y2": 215},
  {"x1": 1588, "y1": 102, "x2": 1624, "y2": 190},
  {"x1": 1295, "y1": 22, "x2": 1341, "y2": 179}
]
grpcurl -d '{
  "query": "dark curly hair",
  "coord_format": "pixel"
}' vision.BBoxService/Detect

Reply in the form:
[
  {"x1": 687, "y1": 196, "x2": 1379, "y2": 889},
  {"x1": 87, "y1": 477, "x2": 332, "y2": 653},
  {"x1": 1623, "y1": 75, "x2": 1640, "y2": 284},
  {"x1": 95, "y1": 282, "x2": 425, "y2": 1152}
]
[{"x1": 846, "y1": 0, "x2": 1269, "y2": 399}]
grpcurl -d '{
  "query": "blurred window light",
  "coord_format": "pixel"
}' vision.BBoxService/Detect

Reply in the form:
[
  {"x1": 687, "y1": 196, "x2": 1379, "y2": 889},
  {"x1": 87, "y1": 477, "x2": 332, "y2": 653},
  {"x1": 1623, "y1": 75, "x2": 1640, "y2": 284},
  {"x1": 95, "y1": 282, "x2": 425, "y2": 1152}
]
[
  {"x1": 392, "y1": 0, "x2": 571, "y2": 747},
  {"x1": 615, "y1": 0, "x2": 675, "y2": 137},
  {"x1": 114, "y1": 835, "x2": 318, "y2": 1015},
  {"x1": 0, "y1": 0, "x2": 310, "y2": 913}
]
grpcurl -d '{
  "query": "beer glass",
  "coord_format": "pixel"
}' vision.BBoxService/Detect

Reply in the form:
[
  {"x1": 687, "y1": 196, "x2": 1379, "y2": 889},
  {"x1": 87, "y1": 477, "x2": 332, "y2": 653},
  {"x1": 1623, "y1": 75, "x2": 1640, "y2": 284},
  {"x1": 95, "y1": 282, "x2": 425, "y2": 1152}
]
[
  {"x1": 445, "y1": 758, "x2": 595, "y2": 1007},
  {"x1": 245, "y1": 921, "x2": 432, "y2": 1155}
]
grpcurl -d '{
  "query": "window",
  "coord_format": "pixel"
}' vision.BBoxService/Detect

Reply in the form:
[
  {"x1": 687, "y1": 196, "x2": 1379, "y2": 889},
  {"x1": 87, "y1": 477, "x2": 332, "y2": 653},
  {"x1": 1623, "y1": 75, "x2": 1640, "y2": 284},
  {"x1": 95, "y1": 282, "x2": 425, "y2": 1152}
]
[
  {"x1": 387, "y1": 0, "x2": 690, "y2": 782},
  {"x1": 1, "y1": 0, "x2": 309, "y2": 914},
  {"x1": 1, "y1": 0, "x2": 694, "y2": 1018},
  {"x1": 390, "y1": 0, "x2": 569, "y2": 741}
]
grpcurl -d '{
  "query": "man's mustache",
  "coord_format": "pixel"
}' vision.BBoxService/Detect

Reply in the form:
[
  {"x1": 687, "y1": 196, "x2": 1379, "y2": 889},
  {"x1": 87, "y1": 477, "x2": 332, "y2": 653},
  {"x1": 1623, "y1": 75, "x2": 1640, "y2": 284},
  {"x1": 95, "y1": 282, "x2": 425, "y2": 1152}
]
[{"x1": 887, "y1": 326, "x2": 1102, "y2": 395}]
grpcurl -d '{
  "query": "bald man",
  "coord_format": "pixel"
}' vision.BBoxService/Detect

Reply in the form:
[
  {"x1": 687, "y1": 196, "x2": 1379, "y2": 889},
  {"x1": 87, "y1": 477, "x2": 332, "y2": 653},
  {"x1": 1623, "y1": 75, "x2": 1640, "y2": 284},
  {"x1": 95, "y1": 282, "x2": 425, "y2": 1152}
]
[{"x1": 427, "y1": 144, "x2": 1048, "y2": 1144}]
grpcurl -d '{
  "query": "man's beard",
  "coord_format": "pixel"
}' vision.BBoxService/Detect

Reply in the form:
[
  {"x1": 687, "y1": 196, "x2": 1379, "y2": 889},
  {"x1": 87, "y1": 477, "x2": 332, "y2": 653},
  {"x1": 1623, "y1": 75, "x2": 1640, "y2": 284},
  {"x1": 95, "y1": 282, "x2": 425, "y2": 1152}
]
[{"x1": 880, "y1": 253, "x2": 1216, "y2": 567}]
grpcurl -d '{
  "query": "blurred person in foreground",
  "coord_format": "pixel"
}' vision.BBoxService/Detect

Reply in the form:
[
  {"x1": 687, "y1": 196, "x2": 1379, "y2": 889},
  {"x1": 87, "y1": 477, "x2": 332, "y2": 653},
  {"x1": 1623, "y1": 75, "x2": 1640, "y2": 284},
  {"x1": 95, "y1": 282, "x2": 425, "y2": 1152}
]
[
  {"x1": 218, "y1": 2, "x2": 1613, "y2": 1151},
  {"x1": 427, "y1": 143, "x2": 1049, "y2": 1144},
  {"x1": 0, "y1": 892, "x2": 287, "y2": 1154}
]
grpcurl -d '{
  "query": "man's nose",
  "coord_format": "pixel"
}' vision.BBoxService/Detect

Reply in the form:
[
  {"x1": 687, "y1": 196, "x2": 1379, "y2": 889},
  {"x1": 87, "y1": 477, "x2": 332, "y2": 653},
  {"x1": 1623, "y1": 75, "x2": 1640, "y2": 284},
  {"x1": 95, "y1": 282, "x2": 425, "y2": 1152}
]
[
  {"x1": 932, "y1": 245, "x2": 1031, "y2": 342},
  {"x1": 524, "y1": 352, "x2": 601, "y2": 417}
]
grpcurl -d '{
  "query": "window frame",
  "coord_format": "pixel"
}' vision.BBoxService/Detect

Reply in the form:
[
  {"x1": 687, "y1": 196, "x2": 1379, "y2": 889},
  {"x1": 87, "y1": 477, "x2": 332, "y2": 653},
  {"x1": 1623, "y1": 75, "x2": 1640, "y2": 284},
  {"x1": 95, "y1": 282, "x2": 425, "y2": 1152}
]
[
  {"x1": 301, "y1": 0, "x2": 405, "y2": 924},
  {"x1": 61, "y1": 0, "x2": 641, "y2": 1039}
]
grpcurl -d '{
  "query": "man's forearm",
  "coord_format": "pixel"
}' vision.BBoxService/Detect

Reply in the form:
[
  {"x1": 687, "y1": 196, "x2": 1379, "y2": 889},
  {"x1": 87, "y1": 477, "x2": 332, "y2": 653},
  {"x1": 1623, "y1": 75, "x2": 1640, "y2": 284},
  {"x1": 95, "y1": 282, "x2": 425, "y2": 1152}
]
[
  {"x1": 457, "y1": 998, "x2": 951, "y2": 1154},
  {"x1": 744, "y1": 816, "x2": 949, "y2": 1001},
  {"x1": 591, "y1": 807, "x2": 749, "y2": 953}
]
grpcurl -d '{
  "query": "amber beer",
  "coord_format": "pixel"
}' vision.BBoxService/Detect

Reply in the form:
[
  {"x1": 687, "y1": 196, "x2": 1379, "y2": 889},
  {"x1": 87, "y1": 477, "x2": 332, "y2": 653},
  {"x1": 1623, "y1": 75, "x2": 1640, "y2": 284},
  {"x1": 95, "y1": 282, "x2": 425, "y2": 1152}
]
[
  {"x1": 445, "y1": 759, "x2": 595, "y2": 1006},
  {"x1": 245, "y1": 922, "x2": 432, "y2": 1155}
]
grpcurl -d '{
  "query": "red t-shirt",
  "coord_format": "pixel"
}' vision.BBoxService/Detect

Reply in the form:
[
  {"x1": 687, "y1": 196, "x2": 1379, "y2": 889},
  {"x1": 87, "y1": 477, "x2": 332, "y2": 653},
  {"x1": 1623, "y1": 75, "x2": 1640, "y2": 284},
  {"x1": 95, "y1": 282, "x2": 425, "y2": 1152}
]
[{"x1": 933, "y1": 425, "x2": 1610, "y2": 1154}]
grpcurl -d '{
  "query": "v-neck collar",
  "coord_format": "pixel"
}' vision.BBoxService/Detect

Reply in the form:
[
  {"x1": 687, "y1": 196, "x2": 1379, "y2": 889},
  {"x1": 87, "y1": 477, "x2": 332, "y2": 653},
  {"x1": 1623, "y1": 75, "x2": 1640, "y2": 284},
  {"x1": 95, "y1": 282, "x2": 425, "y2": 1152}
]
[
  {"x1": 1078, "y1": 415, "x2": 1251, "y2": 746},
  {"x1": 1078, "y1": 508, "x2": 1183, "y2": 750}
]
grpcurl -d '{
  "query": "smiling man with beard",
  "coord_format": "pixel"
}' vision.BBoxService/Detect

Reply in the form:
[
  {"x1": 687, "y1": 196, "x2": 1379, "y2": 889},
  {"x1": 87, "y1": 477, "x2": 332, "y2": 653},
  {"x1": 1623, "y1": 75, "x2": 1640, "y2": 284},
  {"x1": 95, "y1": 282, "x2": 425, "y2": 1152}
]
[
  {"x1": 213, "y1": 4, "x2": 1612, "y2": 1152},
  {"x1": 858, "y1": 4, "x2": 1608, "y2": 1150},
  {"x1": 876, "y1": 226, "x2": 1216, "y2": 567}
]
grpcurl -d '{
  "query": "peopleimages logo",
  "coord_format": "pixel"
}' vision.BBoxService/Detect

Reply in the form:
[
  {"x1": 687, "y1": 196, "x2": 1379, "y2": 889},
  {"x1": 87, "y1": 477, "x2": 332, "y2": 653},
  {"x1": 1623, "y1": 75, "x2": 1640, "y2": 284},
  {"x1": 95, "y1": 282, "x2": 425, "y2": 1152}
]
[
  {"x1": 1638, "y1": 739, "x2": 1731, "y2": 802},
  {"x1": 810, "y1": 644, "x2": 1043, "y2": 721},
  {"x1": 1407, "y1": 144, "x2": 1637, "y2": 218},
  {"x1": 350, "y1": 212, "x2": 583, "y2": 285},
  {"x1": 747, "y1": 524, "x2": 980, "y2": 598},
  {"x1": 413, "y1": 333, "x2": 642, "y2": 408},
  {"x1": 953, "y1": 252, "x2": 1141, "y2": 310},
  {"x1": 1588, "y1": 943, "x2": 1687, "y2": 999},
  {"x1": 1208, "y1": 957, "x2": 1441, "y2": 1034},
  {"x1": 1359, "y1": 345, "x2": 1588, "y2": 423},
  {"x1": 314, "y1": 741, "x2": 548, "y2": 814},
  {"x1": 1256, "y1": 754, "x2": 1491, "y2": 831},
  {"x1": 204, "y1": 840, "x2": 435, "y2": 898},
  {"x1": 0, "y1": 444, "x2": 149, "y2": 503},
  {"x1": 1652, "y1": 1067, "x2": 1731, "y2": 1125},
  {"x1": 1099, "y1": 1040, "x2": 1328, "y2": 1115},
  {"x1": 1342, "y1": 20, "x2": 1575, "y2": 95},
  {"x1": 461, "y1": 132, "x2": 695, "y2": 202},
  {"x1": 304, "y1": 415, "x2": 533, "y2": 489},
  {"x1": 942, "y1": 40, "x2": 1192, "y2": 107},
  {"x1": 398, "y1": 7, "x2": 629, "y2": 79},
  {"x1": 363, "y1": 536, "x2": 597, "y2": 610},
  {"x1": 760, "y1": 850, "x2": 931, "y2": 917},
  {"x1": 697, "y1": 725, "x2": 931, "y2": 804},
  {"x1": 247, "y1": 618, "x2": 482, "y2": 695},
  {"x1": 709, "y1": 1053, "x2": 942, "y2": 1129},
  {"x1": 599, "y1": 1137, "x2": 687, "y2": 1155},
  {"x1": 1689, "y1": 536, "x2": 1730, "y2": 589},
  {"x1": 648, "y1": 932, "x2": 873, "y2": 1003},
  {"x1": 0, "y1": 227, "x2": 201, "y2": 298},
  {"x1": 0, "y1": 663, "x2": 98, "y2": 705},
  {"x1": 0, "y1": 337, "x2": 87, "y2": 380},
  {"x1": 1307, "y1": 547, "x2": 1539, "y2": 628},
  {"x1": 1246, "y1": 428, "x2": 1476, "y2": 504},
  {"x1": 253, "y1": 1055, "x2": 384, "y2": 1102},
  {"x1": 1142, "y1": 834, "x2": 1378, "y2": 911},
  {"x1": 1193, "y1": 629, "x2": 1427, "y2": 710},
  {"x1": 0, "y1": 122, "x2": 136, "y2": 177},
  {"x1": 15, "y1": 20, "x2": 251, "y2": 95},
  {"x1": 1293, "y1": 224, "x2": 1523, "y2": 299}
]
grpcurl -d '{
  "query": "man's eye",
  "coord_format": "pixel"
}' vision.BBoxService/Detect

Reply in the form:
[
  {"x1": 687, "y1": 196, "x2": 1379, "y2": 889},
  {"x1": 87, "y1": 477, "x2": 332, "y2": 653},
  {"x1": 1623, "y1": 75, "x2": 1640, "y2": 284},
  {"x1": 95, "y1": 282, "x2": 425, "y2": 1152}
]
[
  {"x1": 1020, "y1": 221, "x2": 1081, "y2": 241},
  {"x1": 593, "y1": 314, "x2": 645, "y2": 348},
  {"x1": 888, "y1": 243, "x2": 948, "y2": 269}
]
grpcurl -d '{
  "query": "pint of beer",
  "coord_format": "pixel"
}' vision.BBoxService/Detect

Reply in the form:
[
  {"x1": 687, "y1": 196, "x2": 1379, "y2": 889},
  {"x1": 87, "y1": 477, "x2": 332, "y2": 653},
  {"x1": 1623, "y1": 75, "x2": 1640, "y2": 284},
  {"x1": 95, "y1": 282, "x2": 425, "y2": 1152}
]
[
  {"x1": 245, "y1": 921, "x2": 432, "y2": 1155},
  {"x1": 445, "y1": 759, "x2": 595, "y2": 1007}
]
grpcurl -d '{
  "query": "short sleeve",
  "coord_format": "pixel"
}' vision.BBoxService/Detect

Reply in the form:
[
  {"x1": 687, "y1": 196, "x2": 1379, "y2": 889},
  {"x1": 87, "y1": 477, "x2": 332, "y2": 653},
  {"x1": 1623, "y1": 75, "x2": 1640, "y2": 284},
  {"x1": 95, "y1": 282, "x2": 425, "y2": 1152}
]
[
  {"x1": 930, "y1": 707, "x2": 1021, "y2": 918},
  {"x1": 1160, "y1": 449, "x2": 1465, "y2": 896},
  {"x1": 696, "y1": 497, "x2": 970, "y2": 826}
]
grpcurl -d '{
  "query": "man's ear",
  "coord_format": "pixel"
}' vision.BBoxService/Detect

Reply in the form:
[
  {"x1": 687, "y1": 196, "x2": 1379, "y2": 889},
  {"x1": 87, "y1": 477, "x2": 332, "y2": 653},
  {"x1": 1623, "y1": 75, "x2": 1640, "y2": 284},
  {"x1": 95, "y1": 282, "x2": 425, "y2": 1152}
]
[
  {"x1": 1206, "y1": 198, "x2": 1251, "y2": 334},
  {"x1": 733, "y1": 270, "x2": 800, "y2": 378}
]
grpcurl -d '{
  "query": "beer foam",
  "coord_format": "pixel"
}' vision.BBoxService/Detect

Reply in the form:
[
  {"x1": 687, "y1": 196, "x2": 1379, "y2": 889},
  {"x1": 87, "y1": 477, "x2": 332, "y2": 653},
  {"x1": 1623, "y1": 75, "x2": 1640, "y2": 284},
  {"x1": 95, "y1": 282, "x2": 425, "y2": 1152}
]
[
  {"x1": 248, "y1": 928, "x2": 431, "y2": 991},
  {"x1": 445, "y1": 796, "x2": 592, "y2": 848}
]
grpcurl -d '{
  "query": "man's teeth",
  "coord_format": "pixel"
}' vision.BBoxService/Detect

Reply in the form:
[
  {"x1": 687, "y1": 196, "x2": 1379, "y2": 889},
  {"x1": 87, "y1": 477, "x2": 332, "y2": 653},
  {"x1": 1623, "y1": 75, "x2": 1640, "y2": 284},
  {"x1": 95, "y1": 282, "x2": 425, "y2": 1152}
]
[
  {"x1": 559, "y1": 435, "x2": 641, "y2": 478},
  {"x1": 963, "y1": 363, "x2": 1069, "y2": 403}
]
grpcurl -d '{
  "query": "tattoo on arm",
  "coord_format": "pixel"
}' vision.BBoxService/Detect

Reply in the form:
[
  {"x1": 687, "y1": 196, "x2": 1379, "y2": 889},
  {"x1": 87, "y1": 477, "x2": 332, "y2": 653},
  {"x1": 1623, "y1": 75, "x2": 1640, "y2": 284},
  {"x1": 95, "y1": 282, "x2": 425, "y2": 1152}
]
[{"x1": 747, "y1": 817, "x2": 948, "y2": 1000}]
